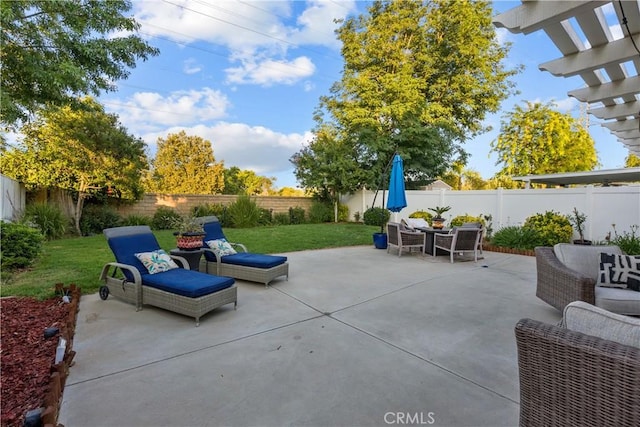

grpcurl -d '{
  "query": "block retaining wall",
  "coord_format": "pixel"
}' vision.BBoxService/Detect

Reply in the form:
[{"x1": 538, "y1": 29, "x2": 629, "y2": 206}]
[{"x1": 111, "y1": 193, "x2": 314, "y2": 217}]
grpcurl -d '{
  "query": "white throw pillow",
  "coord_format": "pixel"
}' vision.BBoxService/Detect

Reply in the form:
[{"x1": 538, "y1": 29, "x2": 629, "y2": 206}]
[
  {"x1": 206, "y1": 238, "x2": 237, "y2": 257},
  {"x1": 405, "y1": 218, "x2": 429, "y2": 229},
  {"x1": 135, "y1": 249, "x2": 179, "y2": 274}
]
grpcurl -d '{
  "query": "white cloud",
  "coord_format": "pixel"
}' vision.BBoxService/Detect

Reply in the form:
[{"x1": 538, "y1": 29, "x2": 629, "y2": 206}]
[
  {"x1": 104, "y1": 87, "x2": 231, "y2": 132},
  {"x1": 225, "y1": 56, "x2": 316, "y2": 85},
  {"x1": 133, "y1": 0, "x2": 349, "y2": 87},
  {"x1": 141, "y1": 122, "x2": 313, "y2": 176},
  {"x1": 183, "y1": 58, "x2": 203, "y2": 74}
]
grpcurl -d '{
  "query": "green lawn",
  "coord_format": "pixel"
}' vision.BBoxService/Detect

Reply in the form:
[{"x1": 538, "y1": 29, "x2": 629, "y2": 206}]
[{"x1": 1, "y1": 223, "x2": 379, "y2": 299}]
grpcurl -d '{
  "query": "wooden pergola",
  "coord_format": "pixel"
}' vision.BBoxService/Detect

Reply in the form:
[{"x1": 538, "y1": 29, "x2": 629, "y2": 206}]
[{"x1": 494, "y1": 1, "x2": 640, "y2": 155}]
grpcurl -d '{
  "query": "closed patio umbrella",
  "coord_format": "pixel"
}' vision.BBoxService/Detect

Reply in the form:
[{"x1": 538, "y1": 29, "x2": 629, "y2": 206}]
[{"x1": 386, "y1": 154, "x2": 407, "y2": 218}]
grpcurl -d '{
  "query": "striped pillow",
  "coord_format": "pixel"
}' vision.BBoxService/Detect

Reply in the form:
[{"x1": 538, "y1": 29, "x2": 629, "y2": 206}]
[{"x1": 598, "y1": 253, "x2": 640, "y2": 292}]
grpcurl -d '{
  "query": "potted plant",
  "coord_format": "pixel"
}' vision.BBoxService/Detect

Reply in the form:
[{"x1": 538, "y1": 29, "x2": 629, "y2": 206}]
[
  {"x1": 172, "y1": 215, "x2": 206, "y2": 250},
  {"x1": 569, "y1": 207, "x2": 591, "y2": 245},
  {"x1": 363, "y1": 207, "x2": 391, "y2": 249},
  {"x1": 428, "y1": 206, "x2": 451, "y2": 229}
]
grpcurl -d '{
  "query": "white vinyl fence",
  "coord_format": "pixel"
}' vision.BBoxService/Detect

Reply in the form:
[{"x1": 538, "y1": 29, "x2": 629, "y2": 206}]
[
  {"x1": 342, "y1": 185, "x2": 640, "y2": 243},
  {"x1": 1, "y1": 174, "x2": 26, "y2": 221}
]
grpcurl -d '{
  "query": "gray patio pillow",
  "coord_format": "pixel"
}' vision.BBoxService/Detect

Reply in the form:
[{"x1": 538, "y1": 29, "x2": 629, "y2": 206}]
[
  {"x1": 562, "y1": 301, "x2": 640, "y2": 348},
  {"x1": 553, "y1": 243, "x2": 622, "y2": 281}
]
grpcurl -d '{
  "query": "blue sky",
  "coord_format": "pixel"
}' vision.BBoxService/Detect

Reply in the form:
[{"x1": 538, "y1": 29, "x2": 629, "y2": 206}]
[{"x1": 99, "y1": 0, "x2": 631, "y2": 189}]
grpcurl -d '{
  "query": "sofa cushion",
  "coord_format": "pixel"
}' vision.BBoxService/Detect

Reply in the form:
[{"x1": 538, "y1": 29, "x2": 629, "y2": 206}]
[
  {"x1": 553, "y1": 243, "x2": 623, "y2": 281},
  {"x1": 141, "y1": 268, "x2": 235, "y2": 298},
  {"x1": 563, "y1": 301, "x2": 640, "y2": 348},
  {"x1": 598, "y1": 253, "x2": 640, "y2": 291},
  {"x1": 221, "y1": 253, "x2": 287, "y2": 269},
  {"x1": 135, "y1": 249, "x2": 179, "y2": 274},
  {"x1": 595, "y1": 286, "x2": 640, "y2": 316}
]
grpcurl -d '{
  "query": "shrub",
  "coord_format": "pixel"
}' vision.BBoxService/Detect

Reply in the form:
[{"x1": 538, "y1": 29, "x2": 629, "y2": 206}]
[
  {"x1": 191, "y1": 203, "x2": 223, "y2": 218},
  {"x1": 450, "y1": 214, "x2": 484, "y2": 228},
  {"x1": 0, "y1": 221, "x2": 45, "y2": 270},
  {"x1": 491, "y1": 226, "x2": 542, "y2": 250},
  {"x1": 121, "y1": 214, "x2": 152, "y2": 226},
  {"x1": 409, "y1": 210, "x2": 433, "y2": 223},
  {"x1": 80, "y1": 205, "x2": 121, "y2": 235},
  {"x1": 353, "y1": 211, "x2": 361, "y2": 222},
  {"x1": 227, "y1": 195, "x2": 260, "y2": 228},
  {"x1": 308, "y1": 202, "x2": 332, "y2": 223},
  {"x1": 151, "y1": 207, "x2": 182, "y2": 230},
  {"x1": 338, "y1": 204, "x2": 349, "y2": 222},
  {"x1": 524, "y1": 210, "x2": 573, "y2": 247},
  {"x1": 258, "y1": 208, "x2": 272, "y2": 226},
  {"x1": 272, "y1": 212, "x2": 290, "y2": 225},
  {"x1": 609, "y1": 224, "x2": 640, "y2": 254},
  {"x1": 363, "y1": 207, "x2": 391, "y2": 230},
  {"x1": 289, "y1": 207, "x2": 306, "y2": 225},
  {"x1": 22, "y1": 203, "x2": 68, "y2": 240}
]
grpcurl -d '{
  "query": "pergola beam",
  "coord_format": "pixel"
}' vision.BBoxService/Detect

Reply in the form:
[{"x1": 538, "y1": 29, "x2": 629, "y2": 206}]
[
  {"x1": 569, "y1": 76, "x2": 640, "y2": 103},
  {"x1": 539, "y1": 36, "x2": 640, "y2": 77},
  {"x1": 601, "y1": 118, "x2": 640, "y2": 132},
  {"x1": 492, "y1": 1, "x2": 608, "y2": 34},
  {"x1": 589, "y1": 100, "x2": 640, "y2": 120},
  {"x1": 494, "y1": 1, "x2": 640, "y2": 157}
]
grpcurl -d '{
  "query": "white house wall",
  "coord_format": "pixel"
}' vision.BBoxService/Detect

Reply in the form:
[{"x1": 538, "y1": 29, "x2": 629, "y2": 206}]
[{"x1": 342, "y1": 186, "x2": 640, "y2": 243}]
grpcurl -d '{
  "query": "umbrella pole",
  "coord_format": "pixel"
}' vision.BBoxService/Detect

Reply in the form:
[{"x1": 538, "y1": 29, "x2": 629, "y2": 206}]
[{"x1": 371, "y1": 152, "x2": 397, "y2": 208}]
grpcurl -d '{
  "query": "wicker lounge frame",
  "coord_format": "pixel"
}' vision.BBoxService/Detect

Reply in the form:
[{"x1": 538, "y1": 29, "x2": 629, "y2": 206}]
[
  {"x1": 200, "y1": 256, "x2": 289, "y2": 287},
  {"x1": 515, "y1": 318, "x2": 640, "y2": 426},
  {"x1": 101, "y1": 226, "x2": 237, "y2": 326}
]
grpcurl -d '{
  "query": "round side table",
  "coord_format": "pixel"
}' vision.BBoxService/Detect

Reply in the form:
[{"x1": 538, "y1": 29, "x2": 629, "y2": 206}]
[{"x1": 170, "y1": 248, "x2": 204, "y2": 272}]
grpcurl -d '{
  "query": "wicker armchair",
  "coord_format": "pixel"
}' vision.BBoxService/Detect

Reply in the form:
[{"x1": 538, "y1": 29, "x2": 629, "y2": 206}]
[
  {"x1": 515, "y1": 317, "x2": 640, "y2": 427},
  {"x1": 387, "y1": 222, "x2": 426, "y2": 257},
  {"x1": 534, "y1": 246, "x2": 598, "y2": 311},
  {"x1": 433, "y1": 227, "x2": 482, "y2": 263}
]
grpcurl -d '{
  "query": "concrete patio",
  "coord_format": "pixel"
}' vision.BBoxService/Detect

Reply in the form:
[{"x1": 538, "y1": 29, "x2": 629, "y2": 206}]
[{"x1": 58, "y1": 246, "x2": 560, "y2": 427}]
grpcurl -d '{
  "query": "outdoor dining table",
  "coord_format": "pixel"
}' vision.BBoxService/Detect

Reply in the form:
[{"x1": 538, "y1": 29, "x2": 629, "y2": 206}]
[{"x1": 415, "y1": 227, "x2": 452, "y2": 256}]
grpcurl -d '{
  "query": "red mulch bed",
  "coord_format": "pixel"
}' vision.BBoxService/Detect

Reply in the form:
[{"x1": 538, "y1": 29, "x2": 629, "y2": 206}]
[{"x1": 1, "y1": 285, "x2": 79, "y2": 427}]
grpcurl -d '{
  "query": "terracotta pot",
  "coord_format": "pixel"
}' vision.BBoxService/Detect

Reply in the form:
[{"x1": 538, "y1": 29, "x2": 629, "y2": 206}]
[
  {"x1": 431, "y1": 218, "x2": 445, "y2": 229},
  {"x1": 176, "y1": 233, "x2": 205, "y2": 250}
]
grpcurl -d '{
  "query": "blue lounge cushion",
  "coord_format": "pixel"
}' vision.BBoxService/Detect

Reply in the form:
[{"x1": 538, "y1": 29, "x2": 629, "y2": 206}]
[
  {"x1": 142, "y1": 268, "x2": 235, "y2": 298},
  {"x1": 108, "y1": 233, "x2": 161, "y2": 281},
  {"x1": 221, "y1": 253, "x2": 287, "y2": 269}
]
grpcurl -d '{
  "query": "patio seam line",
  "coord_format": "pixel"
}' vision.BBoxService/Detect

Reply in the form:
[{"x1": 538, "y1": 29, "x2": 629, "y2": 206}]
[
  {"x1": 63, "y1": 312, "x2": 325, "y2": 388},
  {"x1": 328, "y1": 314, "x2": 520, "y2": 406},
  {"x1": 269, "y1": 274, "x2": 520, "y2": 406}
]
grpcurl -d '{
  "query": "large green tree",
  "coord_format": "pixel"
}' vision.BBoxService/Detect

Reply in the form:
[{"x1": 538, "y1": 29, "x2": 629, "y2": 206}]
[
  {"x1": 223, "y1": 166, "x2": 275, "y2": 195},
  {"x1": 0, "y1": 0, "x2": 158, "y2": 126},
  {"x1": 1, "y1": 98, "x2": 148, "y2": 234},
  {"x1": 149, "y1": 131, "x2": 225, "y2": 195},
  {"x1": 491, "y1": 101, "x2": 599, "y2": 178},
  {"x1": 291, "y1": 123, "x2": 370, "y2": 220},
  {"x1": 302, "y1": 0, "x2": 517, "y2": 189}
]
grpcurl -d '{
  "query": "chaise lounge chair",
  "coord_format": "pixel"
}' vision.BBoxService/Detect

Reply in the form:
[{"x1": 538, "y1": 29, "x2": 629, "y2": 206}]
[
  {"x1": 100, "y1": 225, "x2": 237, "y2": 326},
  {"x1": 196, "y1": 216, "x2": 289, "y2": 287}
]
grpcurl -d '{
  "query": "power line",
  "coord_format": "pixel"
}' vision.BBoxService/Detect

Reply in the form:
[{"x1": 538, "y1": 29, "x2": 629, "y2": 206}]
[{"x1": 160, "y1": 0, "x2": 343, "y2": 62}]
